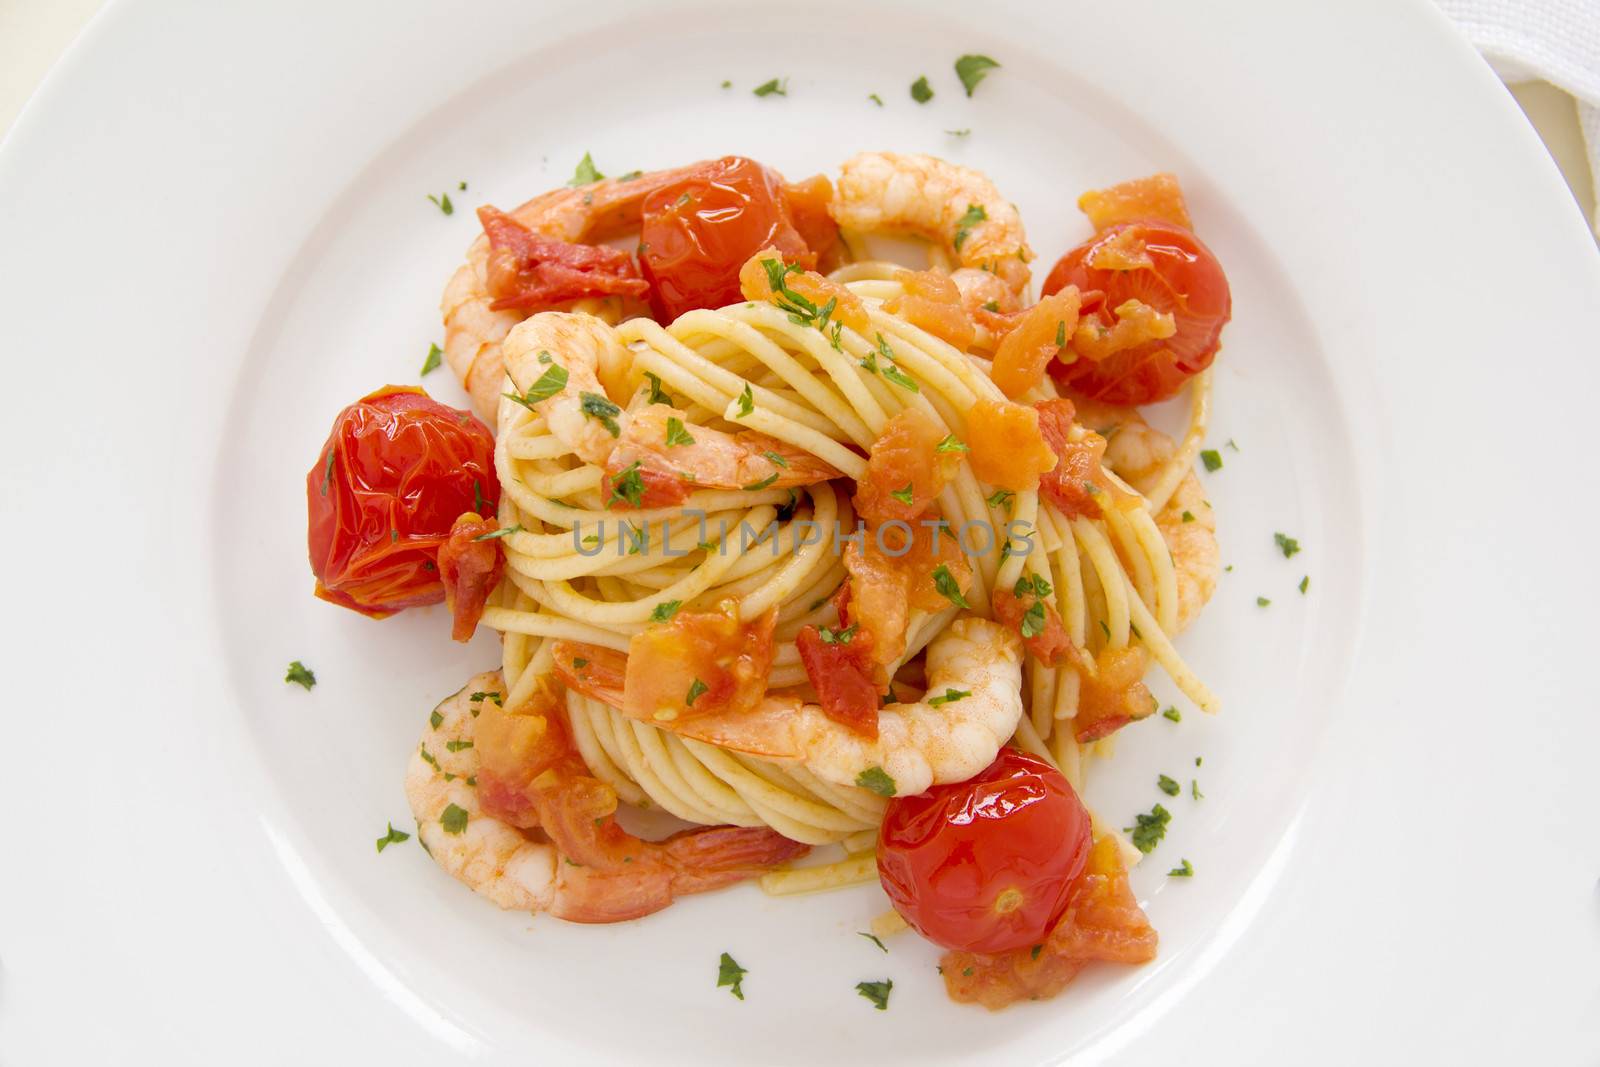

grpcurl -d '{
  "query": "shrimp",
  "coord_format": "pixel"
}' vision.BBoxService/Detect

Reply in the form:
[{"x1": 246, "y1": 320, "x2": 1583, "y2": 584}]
[
  {"x1": 566, "y1": 618, "x2": 1026, "y2": 798},
  {"x1": 501, "y1": 311, "x2": 840, "y2": 498},
  {"x1": 1073, "y1": 398, "x2": 1219, "y2": 632},
  {"x1": 831, "y1": 152, "x2": 1034, "y2": 300},
  {"x1": 406, "y1": 672, "x2": 808, "y2": 922},
  {"x1": 442, "y1": 166, "x2": 702, "y2": 421}
]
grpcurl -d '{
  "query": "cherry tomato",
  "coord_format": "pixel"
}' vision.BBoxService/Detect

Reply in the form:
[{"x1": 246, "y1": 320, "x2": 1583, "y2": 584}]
[
  {"x1": 306, "y1": 386, "x2": 498, "y2": 617},
  {"x1": 877, "y1": 749, "x2": 1092, "y2": 954},
  {"x1": 1043, "y1": 221, "x2": 1231, "y2": 405},
  {"x1": 638, "y1": 156, "x2": 813, "y2": 320}
]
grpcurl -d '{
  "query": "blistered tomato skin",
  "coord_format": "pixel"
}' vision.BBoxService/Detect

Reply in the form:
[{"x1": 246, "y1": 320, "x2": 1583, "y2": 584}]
[
  {"x1": 877, "y1": 749, "x2": 1093, "y2": 954},
  {"x1": 307, "y1": 386, "x2": 498, "y2": 618}
]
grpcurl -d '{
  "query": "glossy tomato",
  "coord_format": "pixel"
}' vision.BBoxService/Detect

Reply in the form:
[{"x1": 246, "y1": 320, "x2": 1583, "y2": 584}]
[
  {"x1": 877, "y1": 749, "x2": 1091, "y2": 954},
  {"x1": 307, "y1": 385, "x2": 498, "y2": 617},
  {"x1": 638, "y1": 156, "x2": 813, "y2": 320},
  {"x1": 1043, "y1": 221, "x2": 1231, "y2": 405}
]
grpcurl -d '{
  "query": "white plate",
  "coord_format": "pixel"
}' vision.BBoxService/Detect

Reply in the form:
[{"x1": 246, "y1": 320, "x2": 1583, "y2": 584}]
[{"x1": 3, "y1": 1, "x2": 1597, "y2": 1063}]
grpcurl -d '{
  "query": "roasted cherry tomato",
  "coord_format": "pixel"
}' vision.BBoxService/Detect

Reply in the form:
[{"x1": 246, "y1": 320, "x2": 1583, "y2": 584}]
[
  {"x1": 877, "y1": 749, "x2": 1092, "y2": 954},
  {"x1": 639, "y1": 156, "x2": 814, "y2": 320},
  {"x1": 307, "y1": 386, "x2": 498, "y2": 617},
  {"x1": 1043, "y1": 220, "x2": 1231, "y2": 405}
]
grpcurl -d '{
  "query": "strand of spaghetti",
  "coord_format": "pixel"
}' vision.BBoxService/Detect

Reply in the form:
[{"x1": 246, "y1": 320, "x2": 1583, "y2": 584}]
[
  {"x1": 732, "y1": 303, "x2": 893, "y2": 431},
  {"x1": 1103, "y1": 505, "x2": 1157, "y2": 618},
  {"x1": 1143, "y1": 367, "x2": 1213, "y2": 514},
  {"x1": 480, "y1": 605, "x2": 632, "y2": 651},
  {"x1": 759, "y1": 852, "x2": 879, "y2": 896},
  {"x1": 1073, "y1": 516, "x2": 1132, "y2": 649},
  {"x1": 1122, "y1": 572, "x2": 1220, "y2": 713},
  {"x1": 563, "y1": 693, "x2": 650, "y2": 806},
  {"x1": 1127, "y1": 504, "x2": 1181, "y2": 635}
]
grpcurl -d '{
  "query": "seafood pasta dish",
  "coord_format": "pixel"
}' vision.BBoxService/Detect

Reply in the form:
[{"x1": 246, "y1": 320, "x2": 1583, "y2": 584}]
[{"x1": 304, "y1": 150, "x2": 1230, "y2": 1010}]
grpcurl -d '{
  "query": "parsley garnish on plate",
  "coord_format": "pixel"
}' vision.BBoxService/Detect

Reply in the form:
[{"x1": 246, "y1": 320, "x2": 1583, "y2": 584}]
[
  {"x1": 375, "y1": 823, "x2": 410, "y2": 853},
  {"x1": 1162, "y1": 706, "x2": 1181, "y2": 723},
  {"x1": 868, "y1": 92, "x2": 884, "y2": 106},
  {"x1": 285, "y1": 661, "x2": 316, "y2": 690},
  {"x1": 1299, "y1": 575, "x2": 1310, "y2": 594},
  {"x1": 569, "y1": 152, "x2": 604, "y2": 185},
  {"x1": 859, "y1": 932, "x2": 888, "y2": 952},
  {"x1": 946, "y1": 128, "x2": 971, "y2": 137},
  {"x1": 420, "y1": 343, "x2": 443, "y2": 376},
  {"x1": 910, "y1": 76, "x2": 933, "y2": 103},
  {"x1": 1257, "y1": 596, "x2": 1271, "y2": 607},
  {"x1": 856, "y1": 766, "x2": 896, "y2": 797},
  {"x1": 1124, "y1": 803, "x2": 1171, "y2": 853},
  {"x1": 1157, "y1": 774, "x2": 1181, "y2": 797},
  {"x1": 1274, "y1": 532, "x2": 1301, "y2": 558},
  {"x1": 1200, "y1": 448, "x2": 1223, "y2": 472},
  {"x1": 856, "y1": 978, "x2": 893, "y2": 1010},
  {"x1": 753, "y1": 77, "x2": 788, "y2": 97},
  {"x1": 1168, "y1": 858, "x2": 1194, "y2": 877},
  {"x1": 426, "y1": 192, "x2": 453, "y2": 215},
  {"x1": 954, "y1": 54, "x2": 1000, "y2": 96},
  {"x1": 717, "y1": 952, "x2": 747, "y2": 1000}
]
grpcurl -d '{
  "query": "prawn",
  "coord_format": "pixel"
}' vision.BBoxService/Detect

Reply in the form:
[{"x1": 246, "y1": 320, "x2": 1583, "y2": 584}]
[
  {"x1": 441, "y1": 166, "x2": 702, "y2": 421},
  {"x1": 406, "y1": 672, "x2": 808, "y2": 922},
  {"x1": 561, "y1": 618, "x2": 1026, "y2": 798},
  {"x1": 1073, "y1": 397, "x2": 1219, "y2": 632},
  {"x1": 500, "y1": 311, "x2": 839, "y2": 499},
  {"x1": 831, "y1": 152, "x2": 1034, "y2": 303}
]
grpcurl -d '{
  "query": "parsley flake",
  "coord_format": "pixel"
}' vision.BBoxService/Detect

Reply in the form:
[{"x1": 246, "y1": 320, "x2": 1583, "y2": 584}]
[
  {"x1": 430, "y1": 709, "x2": 443, "y2": 729},
  {"x1": 580, "y1": 392, "x2": 622, "y2": 436},
  {"x1": 1162, "y1": 706, "x2": 1181, "y2": 723},
  {"x1": 1168, "y1": 859, "x2": 1194, "y2": 877},
  {"x1": 743, "y1": 473, "x2": 779, "y2": 491},
  {"x1": 987, "y1": 488, "x2": 1015, "y2": 509},
  {"x1": 285, "y1": 661, "x2": 316, "y2": 690},
  {"x1": 665, "y1": 417, "x2": 696, "y2": 447},
  {"x1": 859, "y1": 931, "x2": 888, "y2": 952},
  {"x1": 420, "y1": 343, "x2": 443, "y2": 376},
  {"x1": 954, "y1": 54, "x2": 1001, "y2": 96},
  {"x1": 472, "y1": 524, "x2": 523, "y2": 541},
  {"x1": 818, "y1": 623, "x2": 857, "y2": 645},
  {"x1": 1274, "y1": 532, "x2": 1301, "y2": 558},
  {"x1": 855, "y1": 766, "x2": 896, "y2": 797},
  {"x1": 650, "y1": 600, "x2": 683, "y2": 623},
  {"x1": 735, "y1": 383, "x2": 754, "y2": 418},
  {"x1": 717, "y1": 952, "x2": 747, "y2": 1000},
  {"x1": 868, "y1": 92, "x2": 884, "y2": 106},
  {"x1": 426, "y1": 192, "x2": 454, "y2": 215},
  {"x1": 1299, "y1": 575, "x2": 1310, "y2": 594},
  {"x1": 753, "y1": 77, "x2": 788, "y2": 97},
  {"x1": 1125, "y1": 803, "x2": 1171, "y2": 854},
  {"x1": 608, "y1": 461, "x2": 646, "y2": 509},
  {"x1": 1200, "y1": 449, "x2": 1223, "y2": 472},
  {"x1": 932, "y1": 564, "x2": 970, "y2": 609},
  {"x1": 440, "y1": 803, "x2": 469, "y2": 835},
  {"x1": 946, "y1": 128, "x2": 971, "y2": 137},
  {"x1": 890, "y1": 483, "x2": 916, "y2": 506},
  {"x1": 1192, "y1": 779, "x2": 1204, "y2": 800},
  {"x1": 935, "y1": 434, "x2": 968, "y2": 453},
  {"x1": 686, "y1": 678, "x2": 709, "y2": 706},
  {"x1": 320, "y1": 448, "x2": 336, "y2": 495},
  {"x1": 953, "y1": 204, "x2": 987, "y2": 251},
  {"x1": 445, "y1": 739, "x2": 473, "y2": 753},
  {"x1": 1019, "y1": 600, "x2": 1046, "y2": 639},
  {"x1": 375, "y1": 823, "x2": 410, "y2": 852},
  {"x1": 1181, "y1": 510, "x2": 1195, "y2": 523},
  {"x1": 910, "y1": 76, "x2": 933, "y2": 103},
  {"x1": 505, "y1": 364, "x2": 568, "y2": 409},
  {"x1": 569, "y1": 152, "x2": 604, "y2": 186},
  {"x1": 856, "y1": 979, "x2": 893, "y2": 1010},
  {"x1": 643, "y1": 371, "x2": 674, "y2": 406},
  {"x1": 927, "y1": 688, "x2": 971, "y2": 707},
  {"x1": 1157, "y1": 774, "x2": 1181, "y2": 797},
  {"x1": 1257, "y1": 596, "x2": 1271, "y2": 607}
]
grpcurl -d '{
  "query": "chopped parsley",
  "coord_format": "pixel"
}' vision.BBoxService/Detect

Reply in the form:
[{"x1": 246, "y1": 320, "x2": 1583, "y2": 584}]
[
  {"x1": 856, "y1": 979, "x2": 893, "y2": 1011},
  {"x1": 616, "y1": 170, "x2": 642, "y2": 182},
  {"x1": 859, "y1": 931, "x2": 888, "y2": 952},
  {"x1": 909, "y1": 76, "x2": 933, "y2": 103},
  {"x1": 720, "y1": 79, "x2": 732, "y2": 89},
  {"x1": 1019, "y1": 600, "x2": 1046, "y2": 639},
  {"x1": 375, "y1": 823, "x2": 410, "y2": 852},
  {"x1": 717, "y1": 952, "x2": 747, "y2": 1000},
  {"x1": 285, "y1": 661, "x2": 316, "y2": 690},
  {"x1": 1274, "y1": 532, "x2": 1301, "y2": 558},
  {"x1": 472, "y1": 524, "x2": 522, "y2": 541},
  {"x1": 440, "y1": 803, "x2": 469, "y2": 835},
  {"x1": 753, "y1": 77, "x2": 788, "y2": 97},
  {"x1": 430, "y1": 709, "x2": 444, "y2": 729},
  {"x1": 890, "y1": 483, "x2": 915, "y2": 506},
  {"x1": 420, "y1": 342, "x2": 443, "y2": 376},
  {"x1": 736, "y1": 383, "x2": 754, "y2": 417},
  {"x1": 818, "y1": 623, "x2": 857, "y2": 645},
  {"x1": 1162, "y1": 706, "x2": 1181, "y2": 723},
  {"x1": 608, "y1": 461, "x2": 646, "y2": 508},
  {"x1": 1299, "y1": 575, "x2": 1310, "y2": 594},
  {"x1": 445, "y1": 739, "x2": 473, "y2": 753},
  {"x1": 686, "y1": 678, "x2": 709, "y2": 706},
  {"x1": 1168, "y1": 859, "x2": 1194, "y2": 878},
  {"x1": 868, "y1": 92, "x2": 884, "y2": 106},
  {"x1": 664, "y1": 417, "x2": 695, "y2": 447},
  {"x1": 935, "y1": 434, "x2": 968, "y2": 453},
  {"x1": 1124, "y1": 803, "x2": 1171, "y2": 854},
  {"x1": 650, "y1": 600, "x2": 683, "y2": 623},
  {"x1": 1157, "y1": 774, "x2": 1181, "y2": 797},
  {"x1": 1099, "y1": 619, "x2": 1111, "y2": 640},
  {"x1": 1014, "y1": 573, "x2": 1052, "y2": 599},
  {"x1": 927, "y1": 688, "x2": 971, "y2": 707},
  {"x1": 932, "y1": 564, "x2": 970, "y2": 609},
  {"x1": 954, "y1": 54, "x2": 1001, "y2": 96},
  {"x1": 1181, "y1": 510, "x2": 1195, "y2": 523},
  {"x1": 579, "y1": 392, "x2": 622, "y2": 436},
  {"x1": 986, "y1": 488, "x2": 1015, "y2": 510},
  {"x1": 1257, "y1": 596, "x2": 1271, "y2": 607},
  {"x1": 855, "y1": 766, "x2": 896, "y2": 797},
  {"x1": 762, "y1": 451, "x2": 789, "y2": 469},
  {"x1": 1200, "y1": 449, "x2": 1223, "y2": 472},
  {"x1": 982, "y1": 300, "x2": 1000, "y2": 312},
  {"x1": 569, "y1": 152, "x2": 604, "y2": 186},
  {"x1": 1192, "y1": 778, "x2": 1204, "y2": 800},
  {"x1": 743, "y1": 473, "x2": 779, "y2": 491},
  {"x1": 643, "y1": 371, "x2": 674, "y2": 406},
  {"x1": 946, "y1": 128, "x2": 971, "y2": 137},
  {"x1": 1031, "y1": 944, "x2": 1043, "y2": 960},
  {"x1": 952, "y1": 204, "x2": 987, "y2": 252},
  {"x1": 1226, "y1": 438, "x2": 1240, "y2": 451},
  {"x1": 320, "y1": 448, "x2": 335, "y2": 495},
  {"x1": 504, "y1": 364, "x2": 568, "y2": 409},
  {"x1": 426, "y1": 192, "x2": 454, "y2": 215}
]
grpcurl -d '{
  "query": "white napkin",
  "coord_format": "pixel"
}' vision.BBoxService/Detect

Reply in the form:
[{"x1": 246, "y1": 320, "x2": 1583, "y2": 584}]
[{"x1": 1436, "y1": 0, "x2": 1600, "y2": 233}]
